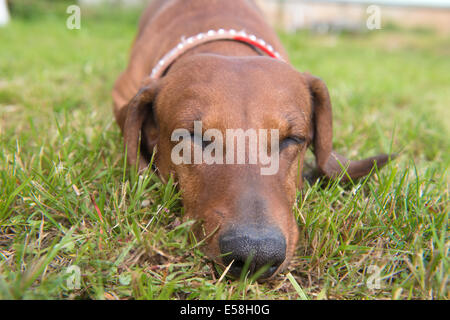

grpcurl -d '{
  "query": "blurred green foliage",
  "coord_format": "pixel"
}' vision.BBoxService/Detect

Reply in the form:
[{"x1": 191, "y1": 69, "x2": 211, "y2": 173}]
[{"x1": 8, "y1": 0, "x2": 74, "y2": 20}]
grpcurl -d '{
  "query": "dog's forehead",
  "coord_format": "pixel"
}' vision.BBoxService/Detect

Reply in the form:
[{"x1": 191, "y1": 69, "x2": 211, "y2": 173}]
[
  {"x1": 165, "y1": 54, "x2": 301, "y2": 86},
  {"x1": 157, "y1": 55, "x2": 312, "y2": 125}
]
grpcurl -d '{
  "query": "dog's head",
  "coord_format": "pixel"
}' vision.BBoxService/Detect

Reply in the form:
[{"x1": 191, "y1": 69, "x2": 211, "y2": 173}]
[{"x1": 119, "y1": 54, "x2": 390, "y2": 279}]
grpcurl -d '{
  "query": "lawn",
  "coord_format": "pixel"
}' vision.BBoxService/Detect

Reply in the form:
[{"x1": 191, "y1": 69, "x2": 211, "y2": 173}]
[{"x1": 0, "y1": 3, "x2": 448, "y2": 299}]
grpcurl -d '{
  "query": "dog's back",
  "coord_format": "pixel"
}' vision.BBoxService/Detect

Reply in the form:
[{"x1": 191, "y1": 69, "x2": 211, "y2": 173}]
[{"x1": 112, "y1": 0, "x2": 286, "y2": 122}]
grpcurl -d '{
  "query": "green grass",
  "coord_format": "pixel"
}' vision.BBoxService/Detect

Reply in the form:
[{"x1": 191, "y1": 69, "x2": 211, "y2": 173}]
[{"x1": 0, "y1": 5, "x2": 448, "y2": 300}]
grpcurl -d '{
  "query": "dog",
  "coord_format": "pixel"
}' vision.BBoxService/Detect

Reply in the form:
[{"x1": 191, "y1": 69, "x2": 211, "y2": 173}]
[{"x1": 112, "y1": 0, "x2": 390, "y2": 279}]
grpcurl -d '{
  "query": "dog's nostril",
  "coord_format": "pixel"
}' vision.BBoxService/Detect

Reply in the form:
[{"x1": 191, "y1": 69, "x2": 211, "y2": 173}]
[{"x1": 219, "y1": 225, "x2": 286, "y2": 279}]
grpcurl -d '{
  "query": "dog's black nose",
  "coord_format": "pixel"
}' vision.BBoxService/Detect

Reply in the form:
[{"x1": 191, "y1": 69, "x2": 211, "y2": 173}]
[{"x1": 219, "y1": 225, "x2": 286, "y2": 279}]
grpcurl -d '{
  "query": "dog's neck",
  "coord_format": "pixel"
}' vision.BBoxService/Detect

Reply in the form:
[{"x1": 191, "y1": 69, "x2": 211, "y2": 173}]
[{"x1": 151, "y1": 30, "x2": 285, "y2": 79}]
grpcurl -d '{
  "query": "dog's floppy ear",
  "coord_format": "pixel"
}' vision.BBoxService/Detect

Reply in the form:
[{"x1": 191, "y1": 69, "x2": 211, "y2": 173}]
[
  {"x1": 120, "y1": 79, "x2": 160, "y2": 171},
  {"x1": 304, "y1": 72, "x2": 391, "y2": 182}
]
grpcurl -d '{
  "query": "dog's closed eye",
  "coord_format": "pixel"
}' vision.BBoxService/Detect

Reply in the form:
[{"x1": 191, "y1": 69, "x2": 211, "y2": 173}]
[{"x1": 280, "y1": 136, "x2": 306, "y2": 151}]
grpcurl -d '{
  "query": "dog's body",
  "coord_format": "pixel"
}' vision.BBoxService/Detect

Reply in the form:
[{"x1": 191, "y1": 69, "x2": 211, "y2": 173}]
[{"x1": 113, "y1": 0, "x2": 390, "y2": 279}]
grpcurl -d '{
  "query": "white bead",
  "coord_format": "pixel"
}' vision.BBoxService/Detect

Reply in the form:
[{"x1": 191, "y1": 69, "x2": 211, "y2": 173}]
[
  {"x1": 186, "y1": 37, "x2": 194, "y2": 44},
  {"x1": 258, "y1": 39, "x2": 266, "y2": 46},
  {"x1": 168, "y1": 48, "x2": 176, "y2": 56},
  {"x1": 207, "y1": 30, "x2": 215, "y2": 36},
  {"x1": 218, "y1": 29, "x2": 225, "y2": 34},
  {"x1": 249, "y1": 35, "x2": 257, "y2": 41},
  {"x1": 229, "y1": 29, "x2": 236, "y2": 35},
  {"x1": 267, "y1": 45, "x2": 274, "y2": 52}
]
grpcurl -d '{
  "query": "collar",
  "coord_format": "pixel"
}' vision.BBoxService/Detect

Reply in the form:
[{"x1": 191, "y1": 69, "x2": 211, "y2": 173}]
[{"x1": 150, "y1": 29, "x2": 285, "y2": 79}]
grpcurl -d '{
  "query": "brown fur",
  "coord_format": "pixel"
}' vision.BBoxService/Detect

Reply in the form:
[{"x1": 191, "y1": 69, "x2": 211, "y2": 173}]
[{"x1": 112, "y1": 0, "x2": 390, "y2": 279}]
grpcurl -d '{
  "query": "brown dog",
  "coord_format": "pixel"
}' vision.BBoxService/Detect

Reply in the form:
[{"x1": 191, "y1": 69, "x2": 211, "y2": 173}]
[{"x1": 112, "y1": 0, "x2": 390, "y2": 279}]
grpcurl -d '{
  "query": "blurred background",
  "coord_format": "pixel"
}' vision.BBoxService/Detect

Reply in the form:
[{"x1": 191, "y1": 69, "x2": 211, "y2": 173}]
[
  {"x1": 3, "y1": 0, "x2": 450, "y2": 33},
  {"x1": 3, "y1": 0, "x2": 450, "y2": 32},
  {"x1": 255, "y1": 0, "x2": 450, "y2": 34}
]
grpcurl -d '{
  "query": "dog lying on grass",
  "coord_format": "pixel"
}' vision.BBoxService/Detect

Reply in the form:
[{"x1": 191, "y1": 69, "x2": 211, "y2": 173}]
[{"x1": 112, "y1": 0, "x2": 390, "y2": 279}]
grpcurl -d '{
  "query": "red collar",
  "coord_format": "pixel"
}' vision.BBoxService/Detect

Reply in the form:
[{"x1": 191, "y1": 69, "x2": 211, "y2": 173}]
[{"x1": 150, "y1": 29, "x2": 285, "y2": 79}]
